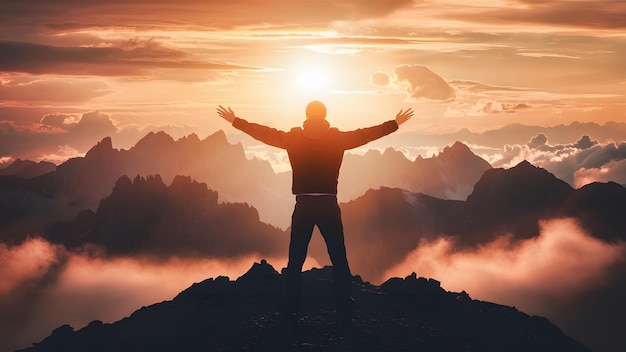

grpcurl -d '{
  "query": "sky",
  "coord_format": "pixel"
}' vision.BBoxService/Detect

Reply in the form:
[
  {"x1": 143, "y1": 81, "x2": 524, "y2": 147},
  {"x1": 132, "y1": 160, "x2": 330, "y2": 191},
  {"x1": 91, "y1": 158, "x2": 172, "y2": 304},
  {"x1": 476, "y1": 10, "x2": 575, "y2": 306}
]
[
  {"x1": 1, "y1": 2, "x2": 626, "y2": 350},
  {"x1": 1, "y1": 0, "x2": 626, "y2": 167}
]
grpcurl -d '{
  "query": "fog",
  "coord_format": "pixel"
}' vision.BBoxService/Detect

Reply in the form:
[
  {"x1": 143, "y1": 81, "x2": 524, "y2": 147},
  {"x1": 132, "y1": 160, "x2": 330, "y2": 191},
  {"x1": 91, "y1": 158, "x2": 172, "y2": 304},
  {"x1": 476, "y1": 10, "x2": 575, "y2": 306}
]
[
  {"x1": 0, "y1": 238, "x2": 323, "y2": 351},
  {"x1": 386, "y1": 218, "x2": 624, "y2": 312},
  {"x1": 385, "y1": 218, "x2": 626, "y2": 350},
  {"x1": 2, "y1": 219, "x2": 624, "y2": 351}
]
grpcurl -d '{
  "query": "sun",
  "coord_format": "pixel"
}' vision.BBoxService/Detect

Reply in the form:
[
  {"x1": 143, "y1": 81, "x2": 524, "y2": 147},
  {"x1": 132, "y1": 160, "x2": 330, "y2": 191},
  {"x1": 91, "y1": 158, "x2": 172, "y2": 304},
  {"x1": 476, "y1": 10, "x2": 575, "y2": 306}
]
[{"x1": 296, "y1": 67, "x2": 330, "y2": 92}]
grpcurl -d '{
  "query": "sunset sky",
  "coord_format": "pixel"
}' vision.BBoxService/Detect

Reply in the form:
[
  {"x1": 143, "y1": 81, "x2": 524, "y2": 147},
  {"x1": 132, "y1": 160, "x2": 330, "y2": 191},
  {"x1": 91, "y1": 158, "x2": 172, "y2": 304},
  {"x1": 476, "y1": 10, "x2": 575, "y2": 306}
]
[
  {"x1": 1, "y1": 0, "x2": 625, "y2": 167},
  {"x1": 2, "y1": 2, "x2": 626, "y2": 351}
]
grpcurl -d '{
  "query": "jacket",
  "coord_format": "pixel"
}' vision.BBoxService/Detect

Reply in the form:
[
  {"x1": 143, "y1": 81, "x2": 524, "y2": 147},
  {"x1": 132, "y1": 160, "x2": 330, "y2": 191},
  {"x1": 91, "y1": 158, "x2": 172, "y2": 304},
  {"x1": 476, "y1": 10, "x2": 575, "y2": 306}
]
[{"x1": 232, "y1": 117, "x2": 398, "y2": 194}]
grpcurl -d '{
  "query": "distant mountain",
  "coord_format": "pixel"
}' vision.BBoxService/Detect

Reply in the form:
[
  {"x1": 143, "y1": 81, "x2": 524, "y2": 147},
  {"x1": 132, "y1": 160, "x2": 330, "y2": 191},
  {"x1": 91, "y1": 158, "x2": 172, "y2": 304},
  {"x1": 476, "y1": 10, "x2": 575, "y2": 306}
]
[
  {"x1": 0, "y1": 131, "x2": 492, "y2": 235},
  {"x1": 557, "y1": 181, "x2": 626, "y2": 242},
  {"x1": 395, "y1": 121, "x2": 626, "y2": 148},
  {"x1": 31, "y1": 131, "x2": 283, "y2": 215},
  {"x1": 28, "y1": 157, "x2": 626, "y2": 278},
  {"x1": 319, "y1": 187, "x2": 464, "y2": 281},
  {"x1": 0, "y1": 159, "x2": 56, "y2": 178},
  {"x1": 455, "y1": 160, "x2": 575, "y2": 245},
  {"x1": 322, "y1": 161, "x2": 626, "y2": 282},
  {"x1": 45, "y1": 174, "x2": 285, "y2": 258},
  {"x1": 0, "y1": 131, "x2": 292, "y2": 237},
  {"x1": 19, "y1": 260, "x2": 590, "y2": 352},
  {"x1": 339, "y1": 141, "x2": 491, "y2": 201}
]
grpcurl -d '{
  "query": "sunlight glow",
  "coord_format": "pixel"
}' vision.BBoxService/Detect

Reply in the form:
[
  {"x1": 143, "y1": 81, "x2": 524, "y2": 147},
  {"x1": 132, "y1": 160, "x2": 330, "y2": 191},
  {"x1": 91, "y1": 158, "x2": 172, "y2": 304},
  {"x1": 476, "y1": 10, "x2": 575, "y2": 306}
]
[{"x1": 296, "y1": 67, "x2": 330, "y2": 92}]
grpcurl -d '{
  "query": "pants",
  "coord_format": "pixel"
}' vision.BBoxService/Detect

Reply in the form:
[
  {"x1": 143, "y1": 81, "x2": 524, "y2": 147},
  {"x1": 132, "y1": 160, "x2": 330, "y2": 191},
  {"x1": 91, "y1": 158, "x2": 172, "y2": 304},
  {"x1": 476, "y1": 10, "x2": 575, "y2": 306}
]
[{"x1": 284, "y1": 195, "x2": 353, "y2": 315}]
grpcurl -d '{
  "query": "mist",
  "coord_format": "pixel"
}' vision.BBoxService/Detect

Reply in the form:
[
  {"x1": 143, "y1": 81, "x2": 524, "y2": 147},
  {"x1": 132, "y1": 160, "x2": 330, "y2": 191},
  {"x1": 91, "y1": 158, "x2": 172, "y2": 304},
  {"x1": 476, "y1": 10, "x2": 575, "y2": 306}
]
[
  {"x1": 385, "y1": 218, "x2": 623, "y2": 310},
  {"x1": 2, "y1": 218, "x2": 624, "y2": 351},
  {"x1": 0, "y1": 238, "x2": 322, "y2": 352},
  {"x1": 384, "y1": 217, "x2": 626, "y2": 350}
]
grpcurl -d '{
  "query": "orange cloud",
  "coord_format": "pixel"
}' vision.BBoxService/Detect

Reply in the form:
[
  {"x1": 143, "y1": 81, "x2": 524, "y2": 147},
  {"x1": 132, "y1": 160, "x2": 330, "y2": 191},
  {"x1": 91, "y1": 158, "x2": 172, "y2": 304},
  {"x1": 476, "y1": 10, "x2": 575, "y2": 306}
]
[
  {"x1": 0, "y1": 110, "x2": 117, "y2": 160},
  {"x1": 0, "y1": 76, "x2": 111, "y2": 103},
  {"x1": 392, "y1": 65, "x2": 455, "y2": 101},
  {"x1": 0, "y1": 0, "x2": 414, "y2": 33},
  {"x1": 0, "y1": 236, "x2": 323, "y2": 351},
  {"x1": 0, "y1": 41, "x2": 263, "y2": 77},
  {"x1": 0, "y1": 251, "x2": 268, "y2": 350},
  {"x1": 384, "y1": 218, "x2": 625, "y2": 314},
  {"x1": 0, "y1": 237, "x2": 60, "y2": 295},
  {"x1": 443, "y1": 0, "x2": 626, "y2": 30},
  {"x1": 574, "y1": 160, "x2": 626, "y2": 188}
]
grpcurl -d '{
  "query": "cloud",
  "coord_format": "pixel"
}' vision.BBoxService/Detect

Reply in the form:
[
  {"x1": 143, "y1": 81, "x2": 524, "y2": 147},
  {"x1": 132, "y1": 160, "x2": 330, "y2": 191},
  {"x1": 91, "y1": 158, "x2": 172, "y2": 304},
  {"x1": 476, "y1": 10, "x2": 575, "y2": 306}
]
[
  {"x1": 0, "y1": 76, "x2": 111, "y2": 103},
  {"x1": 392, "y1": 65, "x2": 455, "y2": 101},
  {"x1": 572, "y1": 135, "x2": 597, "y2": 149},
  {"x1": 0, "y1": 110, "x2": 118, "y2": 160},
  {"x1": 444, "y1": 0, "x2": 626, "y2": 30},
  {"x1": 0, "y1": 41, "x2": 264, "y2": 77},
  {"x1": 384, "y1": 217, "x2": 625, "y2": 316},
  {"x1": 487, "y1": 134, "x2": 626, "y2": 187},
  {"x1": 40, "y1": 114, "x2": 72, "y2": 128},
  {"x1": 370, "y1": 71, "x2": 390, "y2": 86},
  {"x1": 445, "y1": 99, "x2": 513, "y2": 117},
  {"x1": 0, "y1": 0, "x2": 414, "y2": 33},
  {"x1": 0, "y1": 237, "x2": 318, "y2": 352},
  {"x1": 574, "y1": 159, "x2": 626, "y2": 188},
  {"x1": 0, "y1": 237, "x2": 61, "y2": 295},
  {"x1": 383, "y1": 217, "x2": 626, "y2": 351},
  {"x1": 529, "y1": 133, "x2": 548, "y2": 147},
  {"x1": 0, "y1": 156, "x2": 14, "y2": 167}
]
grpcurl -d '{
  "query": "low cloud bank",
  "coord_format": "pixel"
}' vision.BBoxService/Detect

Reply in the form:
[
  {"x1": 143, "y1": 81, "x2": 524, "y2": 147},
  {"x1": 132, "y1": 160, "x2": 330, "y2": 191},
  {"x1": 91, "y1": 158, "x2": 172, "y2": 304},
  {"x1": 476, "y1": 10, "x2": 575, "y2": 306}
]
[
  {"x1": 385, "y1": 218, "x2": 624, "y2": 312},
  {"x1": 485, "y1": 135, "x2": 626, "y2": 187},
  {"x1": 0, "y1": 238, "x2": 319, "y2": 352},
  {"x1": 384, "y1": 218, "x2": 626, "y2": 351}
]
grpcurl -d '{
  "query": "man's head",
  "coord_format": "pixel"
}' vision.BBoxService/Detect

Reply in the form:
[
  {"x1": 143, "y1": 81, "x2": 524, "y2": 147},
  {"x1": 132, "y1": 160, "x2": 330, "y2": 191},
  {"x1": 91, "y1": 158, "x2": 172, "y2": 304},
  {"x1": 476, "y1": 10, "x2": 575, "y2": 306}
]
[{"x1": 305, "y1": 100, "x2": 327, "y2": 120}]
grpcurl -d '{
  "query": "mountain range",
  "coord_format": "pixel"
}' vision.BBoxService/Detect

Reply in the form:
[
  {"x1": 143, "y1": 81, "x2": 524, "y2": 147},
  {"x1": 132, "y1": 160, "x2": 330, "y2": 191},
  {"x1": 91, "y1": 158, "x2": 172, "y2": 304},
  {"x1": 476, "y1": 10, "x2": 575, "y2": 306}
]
[
  {"x1": 35, "y1": 157, "x2": 626, "y2": 282},
  {"x1": 45, "y1": 174, "x2": 285, "y2": 258},
  {"x1": 0, "y1": 159, "x2": 55, "y2": 179},
  {"x1": 392, "y1": 121, "x2": 626, "y2": 148},
  {"x1": 0, "y1": 131, "x2": 492, "y2": 230},
  {"x1": 1, "y1": 130, "x2": 625, "y2": 352},
  {"x1": 305, "y1": 161, "x2": 626, "y2": 282},
  {"x1": 19, "y1": 260, "x2": 591, "y2": 352}
]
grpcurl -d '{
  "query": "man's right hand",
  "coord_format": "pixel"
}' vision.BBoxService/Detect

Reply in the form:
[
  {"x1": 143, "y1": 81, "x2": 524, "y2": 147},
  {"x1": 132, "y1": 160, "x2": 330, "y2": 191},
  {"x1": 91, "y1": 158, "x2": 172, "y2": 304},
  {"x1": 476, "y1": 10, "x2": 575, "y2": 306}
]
[
  {"x1": 395, "y1": 108, "x2": 414, "y2": 126},
  {"x1": 217, "y1": 105, "x2": 237, "y2": 123}
]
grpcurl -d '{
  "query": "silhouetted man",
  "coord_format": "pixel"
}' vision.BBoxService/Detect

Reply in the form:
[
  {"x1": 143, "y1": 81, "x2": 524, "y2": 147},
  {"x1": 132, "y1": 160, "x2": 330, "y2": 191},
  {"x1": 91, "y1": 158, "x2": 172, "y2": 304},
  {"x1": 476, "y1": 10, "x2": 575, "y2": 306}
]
[{"x1": 217, "y1": 101, "x2": 412, "y2": 323}]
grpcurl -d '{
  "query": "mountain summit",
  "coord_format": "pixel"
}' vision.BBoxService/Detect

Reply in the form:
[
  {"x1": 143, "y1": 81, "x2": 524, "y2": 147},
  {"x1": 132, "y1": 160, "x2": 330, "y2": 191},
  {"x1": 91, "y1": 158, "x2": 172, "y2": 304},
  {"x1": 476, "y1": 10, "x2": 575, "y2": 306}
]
[{"x1": 21, "y1": 261, "x2": 590, "y2": 352}]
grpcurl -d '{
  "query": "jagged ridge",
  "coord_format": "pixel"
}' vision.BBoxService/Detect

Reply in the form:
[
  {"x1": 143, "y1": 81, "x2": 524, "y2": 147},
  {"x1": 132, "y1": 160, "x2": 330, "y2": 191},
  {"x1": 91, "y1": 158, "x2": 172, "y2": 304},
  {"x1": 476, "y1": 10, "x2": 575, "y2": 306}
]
[{"x1": 21, "y1": 260, "x2": 591, "y2": 352}]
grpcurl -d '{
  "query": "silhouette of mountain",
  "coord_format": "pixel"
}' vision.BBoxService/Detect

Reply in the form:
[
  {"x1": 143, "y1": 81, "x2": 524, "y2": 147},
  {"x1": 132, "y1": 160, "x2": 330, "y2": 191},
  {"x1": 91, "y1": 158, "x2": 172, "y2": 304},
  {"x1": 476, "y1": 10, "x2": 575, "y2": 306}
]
[
  {"x1": 45, "y1": 174, "x2": 285, "y2": 258},
  {"x1": 339, "y1": 141, "x2": 491, "y2": 201},
  {"x1": 23, "y1": 137, "x2": 124, "y2": 207},
  {"x1": 0, "y1": 159, "x2": 56, "y2": 178},
  {"x1": 455, "y1": 160, "x2": 575, "y2": 245},
  {"x1": 557, "y1": 181, "x2": 626, "y2": 242},
  {"x1": 325, "y1": 164, "x2": 626, "y2": 352},
  {"x1": 0, "y1": 131, "x2": 493, "y2": 234},
  {"x1": 0, "y1": 131, "x2": 291, "y2": 239},
  {"x1": 325, "y1": 161, "x2": 626, "y2": 281},
  {"x1": 19, "y1": 260, "x2": 590, "y2": 352},
  {"x1": 315, "y1": 187, "x2": 464, "y2": 281},
  {"x1": 412, "y1": 121, "x2": 626, "y2": 148}
]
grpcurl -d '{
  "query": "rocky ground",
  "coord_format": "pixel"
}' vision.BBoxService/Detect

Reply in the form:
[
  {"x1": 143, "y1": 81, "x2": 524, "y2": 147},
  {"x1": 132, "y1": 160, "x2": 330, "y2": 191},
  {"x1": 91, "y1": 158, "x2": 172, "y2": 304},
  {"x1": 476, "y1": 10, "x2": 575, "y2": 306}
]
[{"x1": 20, "y1": 260, "x2": 591, "y2": 352}]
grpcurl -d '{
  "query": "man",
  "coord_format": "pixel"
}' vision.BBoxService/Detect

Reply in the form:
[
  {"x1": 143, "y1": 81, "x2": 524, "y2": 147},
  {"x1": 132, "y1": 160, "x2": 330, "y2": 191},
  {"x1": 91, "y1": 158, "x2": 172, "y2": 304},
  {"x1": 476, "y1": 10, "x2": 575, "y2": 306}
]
[{"x1": 217, "y1": 101, "x2": 413, "y2": 323}]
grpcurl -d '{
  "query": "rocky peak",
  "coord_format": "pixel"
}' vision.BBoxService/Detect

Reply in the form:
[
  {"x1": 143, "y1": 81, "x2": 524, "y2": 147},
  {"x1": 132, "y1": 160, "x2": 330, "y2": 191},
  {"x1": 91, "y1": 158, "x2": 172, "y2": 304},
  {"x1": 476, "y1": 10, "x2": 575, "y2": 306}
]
[
  {"x1": 203, "y1": 129, "x2": 228, "y2": 145},
  {"x1": 84, "y1": 137, "x2": 114, "y2": 160},
  {"x1": 439, "y1": 141, "x2": 473, "y2": 159},
  {"x1": 133, "y1": 131, "x2": 175, "y2": 151},
  {"x1": 24, "y1": 260, "x2": 592, "y2": 352},
  {"x1": 236, "y1": 259, "x2": 281, "y2": 285}
]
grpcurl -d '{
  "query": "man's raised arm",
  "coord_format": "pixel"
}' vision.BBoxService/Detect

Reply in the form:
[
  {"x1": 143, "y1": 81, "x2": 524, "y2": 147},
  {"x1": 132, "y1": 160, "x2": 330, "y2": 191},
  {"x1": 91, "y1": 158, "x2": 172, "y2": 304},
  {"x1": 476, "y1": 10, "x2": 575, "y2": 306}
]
[
  {"x1": 217, "y1": 105, "x2": 289, "y2": 149},
  {"x1": 395, "y1": 108, "x2": 413, "y2": 126},
  {"x1": 339, "y1": 108, "x2": 414, "y2": 150}
]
